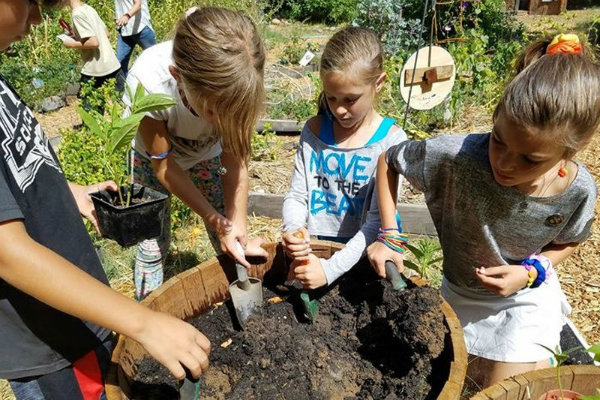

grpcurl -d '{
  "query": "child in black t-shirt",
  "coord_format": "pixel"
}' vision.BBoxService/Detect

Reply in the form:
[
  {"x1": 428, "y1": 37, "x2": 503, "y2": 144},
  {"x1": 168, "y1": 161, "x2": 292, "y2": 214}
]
[{"x1": 0, "y1": 1, "x2": 210, "y2": 398}]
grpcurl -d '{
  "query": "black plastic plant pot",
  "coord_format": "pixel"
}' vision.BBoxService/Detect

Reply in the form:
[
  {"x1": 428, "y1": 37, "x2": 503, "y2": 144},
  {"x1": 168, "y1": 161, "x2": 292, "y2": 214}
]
[{"x1": 90, "y1": 183, "x2": 169, "y2": 247}]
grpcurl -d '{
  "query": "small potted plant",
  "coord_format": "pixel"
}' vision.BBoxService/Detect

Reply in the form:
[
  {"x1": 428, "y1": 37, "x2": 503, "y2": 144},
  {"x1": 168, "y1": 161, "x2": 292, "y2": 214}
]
[
  {"x1": 538, "y1": 343, "x2": 600, "y2": 400},
  {"x1": 579, "y1": 342, "x2": 600, "y2": 400},
  {"x1": 78, "y1": 83, "x2": 176, "y2": 247}
]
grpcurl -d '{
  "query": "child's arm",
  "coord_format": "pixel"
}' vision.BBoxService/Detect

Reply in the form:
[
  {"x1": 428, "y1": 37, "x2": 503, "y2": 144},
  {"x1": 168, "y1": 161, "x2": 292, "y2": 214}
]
[
  {"x1": 0, "y1": 220, "x2": 210, "y2": 380},
  {"x1": 61, "y1": 35, "x2": 99, "y2": 49},
  {"x1": 65, "y1": 11, "x2": 102, "y2": 50},
  {"x1": 367, "y1": 151, "x2": 405, "y2": 278},
  {"x1": 116, "y1": 0, "x2": 142, "y2": 28},
  {"x1": 220, "y1": 151, "x2": 268, "y2": 258},
  {"x1": 137, "y1": 116, "x2": 252, "y2": 267},
  {"x1": 296, "y1": 179, "x2": 385, "y2": 288},
  {"x1": 476, "y1": 242, "x2": 578, "y2": 297}
]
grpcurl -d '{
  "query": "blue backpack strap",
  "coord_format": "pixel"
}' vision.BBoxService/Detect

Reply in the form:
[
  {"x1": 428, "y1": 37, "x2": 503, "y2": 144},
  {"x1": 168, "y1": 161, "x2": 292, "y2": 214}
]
[
  {"x1": 396, "y1": 212, "x2": 403, "y2": 233},
  {"x1": 319, "y1": 112, "x2": 337, "y2": 146},
  {"x1": 365, "y1": 117, "x2": 396, "y2": 146}
]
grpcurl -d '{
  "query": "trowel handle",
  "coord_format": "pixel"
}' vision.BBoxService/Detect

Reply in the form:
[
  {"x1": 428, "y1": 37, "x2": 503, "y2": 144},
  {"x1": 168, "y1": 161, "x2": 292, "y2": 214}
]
[
  {"x1": 293, "y1": 230, "x2": 310, "y2": 266},
  {"x1": 235, "y1": 241, "x2": 251, "y2": 291},
  {"x1": 385, "y1": 260, "x2": 407, "y2": 291}
]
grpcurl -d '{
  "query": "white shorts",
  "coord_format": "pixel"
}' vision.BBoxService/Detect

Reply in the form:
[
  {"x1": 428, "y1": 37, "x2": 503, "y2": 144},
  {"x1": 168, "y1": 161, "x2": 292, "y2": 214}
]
[{"x1": 441, "y1": 275, "x2": 571, "y2": 362}]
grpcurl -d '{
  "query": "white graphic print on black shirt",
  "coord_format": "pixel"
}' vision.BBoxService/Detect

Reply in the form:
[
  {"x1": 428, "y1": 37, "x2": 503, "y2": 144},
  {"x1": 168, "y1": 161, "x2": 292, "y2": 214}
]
[{"x1": 0, "y1": 82, "x2": 61, "y2": 192}]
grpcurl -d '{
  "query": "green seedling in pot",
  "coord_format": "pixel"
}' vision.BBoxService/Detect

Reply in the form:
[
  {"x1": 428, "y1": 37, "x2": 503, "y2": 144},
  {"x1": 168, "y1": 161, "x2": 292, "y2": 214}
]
[
  {"x1": 77, "y1": 83, "x2": 176, "y2": 206},
  {"x1": 538, "y1": 344, "x2": 580, "y2": 400},
  {"x1": 579, "y1": 342, "x2": 600, "y2": 400}
]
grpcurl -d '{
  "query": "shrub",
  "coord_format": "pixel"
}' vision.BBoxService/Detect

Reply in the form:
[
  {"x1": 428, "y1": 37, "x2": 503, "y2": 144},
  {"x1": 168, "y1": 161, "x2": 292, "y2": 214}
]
[
  {"x1": 252, "y1": 123, "x2": 281, "y2": 161},
  {"x1": 362, "y1": 0, "x2": 525, "y2": 130},
  {"x1": 269, "y1": 0, "x2": 358, "y2": 24},
  {"x1": 354, "y1": 0, "x2": 422, "y2": 57}
]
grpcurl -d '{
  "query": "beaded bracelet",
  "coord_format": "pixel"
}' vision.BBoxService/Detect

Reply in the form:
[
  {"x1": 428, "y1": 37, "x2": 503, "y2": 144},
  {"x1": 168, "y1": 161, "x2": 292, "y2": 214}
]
[
  {"x1": 530, "y1": 254, "x2": 554, "y2": 280},
  {"x1": 523, "y1": 264, "x2": 536, "y2": 287},
  {"x1": 521, "y1": 257, "x2": 547, "y2": 288},
  {"x1": 377, "y1": 228, "x2": 409, "y2": 253}
]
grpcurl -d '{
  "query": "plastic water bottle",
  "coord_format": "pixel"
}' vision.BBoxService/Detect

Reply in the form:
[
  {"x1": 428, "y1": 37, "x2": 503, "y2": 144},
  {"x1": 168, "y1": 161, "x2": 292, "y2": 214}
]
[
  {"x1": 31, "y1": 78, "x2": 44, "y2": 89},
  {"x1": 134, "y1": 239, "x2": 163, "y2": 301}
]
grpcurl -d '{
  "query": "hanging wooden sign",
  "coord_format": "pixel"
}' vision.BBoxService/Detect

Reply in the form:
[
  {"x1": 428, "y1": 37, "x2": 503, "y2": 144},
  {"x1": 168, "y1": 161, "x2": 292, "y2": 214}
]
[{"x1": 400, "y1": 46, "x2": 455, "y2": 110}]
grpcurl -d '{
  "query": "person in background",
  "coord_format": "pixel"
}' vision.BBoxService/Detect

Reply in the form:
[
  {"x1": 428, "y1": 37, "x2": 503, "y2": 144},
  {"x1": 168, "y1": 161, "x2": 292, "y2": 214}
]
[
  {"x1": 114, "y1": 0, "x2": 156, "y2": 75},
  {"x1": 60, "y1": 0, "x2": 124, "y2": 111}
]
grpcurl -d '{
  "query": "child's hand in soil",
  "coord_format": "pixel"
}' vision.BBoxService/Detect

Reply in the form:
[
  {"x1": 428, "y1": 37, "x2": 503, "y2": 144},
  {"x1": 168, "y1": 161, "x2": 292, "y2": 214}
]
[
  {"x1": 68, "y1": 181, "x2": 118, "y2": 234},
  {"x1": 282, "y1": 227, "x2": 311, "y2": 259},
  {"x1": 475, "y1": 265, "x2": 531, "y2": 297},
  {"x1": 291, "y1": 253, "x2": 327, "y2": 289},
  {"x1": 367, "y1": 241, "x2": 405, "y2": 279},
  {"x1": 136, "y1": 309, "x2": 211, "y2": 380}
]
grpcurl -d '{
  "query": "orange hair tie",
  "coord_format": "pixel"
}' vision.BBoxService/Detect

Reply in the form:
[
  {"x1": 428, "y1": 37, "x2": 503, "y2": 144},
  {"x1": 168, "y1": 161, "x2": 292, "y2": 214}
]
[{"x1": 546, "y1": 34, "x2": 582, "y2": 55}]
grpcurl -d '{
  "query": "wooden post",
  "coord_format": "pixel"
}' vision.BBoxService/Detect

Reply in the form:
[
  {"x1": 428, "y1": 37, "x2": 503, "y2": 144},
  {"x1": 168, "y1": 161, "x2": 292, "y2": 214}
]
[
  {"x1": 528, "y1": 0, "x2": 567, "y2": 15},
  {"x1": 247, "y1": 193, "x2": 437, "y2": 236}
]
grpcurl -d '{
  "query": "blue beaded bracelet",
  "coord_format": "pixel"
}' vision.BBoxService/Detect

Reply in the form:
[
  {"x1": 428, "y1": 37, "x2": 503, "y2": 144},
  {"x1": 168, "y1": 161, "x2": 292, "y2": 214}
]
[{"x1": 521, "y1": 257, "x2": 546, "y2": 288}]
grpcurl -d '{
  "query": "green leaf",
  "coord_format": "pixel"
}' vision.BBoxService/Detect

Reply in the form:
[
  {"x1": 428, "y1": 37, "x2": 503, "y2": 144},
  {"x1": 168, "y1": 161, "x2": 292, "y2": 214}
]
[
  {"x1": 578, "y1": 390, "x2": 600, "y2": 400},
  {"x1": 133, "y1": 94, "x2": 176, "y2": 114},
  {"x1": 431, "y1": 256, "x2": 444, "y2": 264},
  {"x1": 587, "y1": 343, "x2": 600, "y2": 362},
  {"x1": 107, "y1": 114, "x2": 145, "y2": 154},
  {"x1": 125, "y1": 83, "x2": 134, "y2": 105},
  {"x1": 404, "y1": 260, "x2": 421, "y2": 274},
  {"x1": 76, "y1": 107, "x2": 103, "y2": 137},
  {"x1": 405, "y1": 243, "x2": 424, "y2": 259},
  {"x1": 133, "y1": 82, "x2": 146, "y2": 107}
]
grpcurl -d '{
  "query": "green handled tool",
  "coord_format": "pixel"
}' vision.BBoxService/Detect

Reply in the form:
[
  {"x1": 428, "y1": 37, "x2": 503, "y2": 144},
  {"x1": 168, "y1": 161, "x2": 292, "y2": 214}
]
[{"x1": 385, "y1": 260, "x2": 408, "y2": 291}]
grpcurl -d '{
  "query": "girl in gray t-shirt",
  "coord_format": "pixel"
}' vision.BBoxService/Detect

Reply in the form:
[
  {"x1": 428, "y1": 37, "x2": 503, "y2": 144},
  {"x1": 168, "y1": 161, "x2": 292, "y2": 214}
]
[{"x1": 369, "y1": 35, "x2": 600, "y2": 389}]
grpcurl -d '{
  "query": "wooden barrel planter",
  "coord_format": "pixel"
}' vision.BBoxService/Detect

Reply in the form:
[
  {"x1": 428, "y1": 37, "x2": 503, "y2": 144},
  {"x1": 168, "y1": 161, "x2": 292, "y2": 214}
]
[
  {"x1": 106, "y1": 241, "x2": 467, "y2": 400},
  {"x1": 470, "y1": 365, "x2": 600, "y2": 400}
]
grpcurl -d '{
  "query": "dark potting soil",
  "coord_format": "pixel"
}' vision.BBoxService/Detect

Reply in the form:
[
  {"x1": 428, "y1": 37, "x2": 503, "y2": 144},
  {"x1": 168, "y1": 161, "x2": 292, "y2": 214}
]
[{"x1": 131, "y1": 267, "x2": 449, "y2": 400}]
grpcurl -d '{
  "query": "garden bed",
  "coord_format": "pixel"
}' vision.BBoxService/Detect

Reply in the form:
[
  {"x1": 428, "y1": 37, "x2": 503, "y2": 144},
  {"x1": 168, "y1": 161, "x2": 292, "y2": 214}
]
[{"x1": 105, "y1": 241, "x2": 467, "y2": 400}]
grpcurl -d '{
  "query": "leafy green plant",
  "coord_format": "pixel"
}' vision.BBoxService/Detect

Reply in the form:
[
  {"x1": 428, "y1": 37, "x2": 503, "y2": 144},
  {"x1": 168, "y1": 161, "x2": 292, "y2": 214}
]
[
  {"x1": 252, "y1": 123, "x2": 282, "y2": 161},
  {"x1": 404, "y1": 238, "x2": 443, "y2": 280},
  {"x1": 79, "y1": 78, "x2": 122, "y2": 115},
  {"x1": 77, "y1": 83, "x2": 176, "y2": 205},
  {"x1": 540, "y1": 344, "x2": 570, "y2": 398},
  {"x1": 537, "y1": 344, "x2": 596, "y2": 399},
  {"x1": 269, "y1": 0, "x2": 357, "y2": 23},
  {"x1": 354, "y1": 0, "x2": 422, "y2": 58},
  {"x1": 281, "y1": 35, "x2": 319, "y2": 64},
  {"x1": 579, "y1": 342, "x2": 600, "y2": 399},
  {"x1": 269, "y1": 98, "x2": 316, "y2": 122}
]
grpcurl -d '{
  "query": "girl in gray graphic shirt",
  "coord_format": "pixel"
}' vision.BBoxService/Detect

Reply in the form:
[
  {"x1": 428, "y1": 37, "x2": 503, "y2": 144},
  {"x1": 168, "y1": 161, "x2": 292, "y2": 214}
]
[
  {"x1": 283, "y1": 27, "x2": 406, "y2": 289},
  {"x1": 369, "y1": 35, "x2": 600, "y2": 389}
]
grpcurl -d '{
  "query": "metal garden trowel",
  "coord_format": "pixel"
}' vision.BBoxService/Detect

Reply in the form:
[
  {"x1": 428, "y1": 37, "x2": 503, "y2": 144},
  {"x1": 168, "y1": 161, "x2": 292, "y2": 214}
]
[
  {"x1": 385, "y1": 260, "x2": 408, "y2": 291},
  {"x1": 179, "y1": 375, "x2": 201, "y2": 400},
  {"x1": 229, "y1": 241, "x2": 263, "y2": 329},
  {"x1": 291, "y1": 230, "x2": 319, "y2": 323}
]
